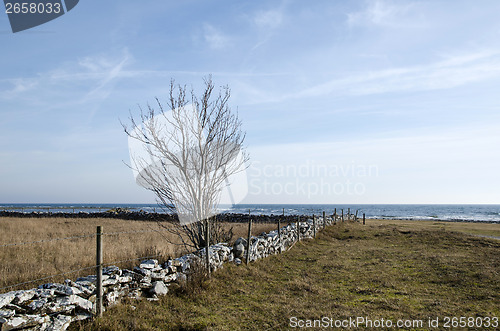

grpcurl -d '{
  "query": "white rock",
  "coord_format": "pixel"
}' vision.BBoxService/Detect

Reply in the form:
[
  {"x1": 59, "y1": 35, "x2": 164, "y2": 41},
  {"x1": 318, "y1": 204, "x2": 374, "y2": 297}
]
[
  {"x1": 0, "y1": 292, "x2": 16, "y2": 309},
  {"x1": 3, "y1": 304, "x2": 25, "y2": 314},
  {"x1": 12, "y1": 290, "x2": 35, "y2": 305},
  {"x1": 117, "y1": 275, "x2": 133, "y2": 283},
  {"x1": 102, "y1": 265, "x2": 121, "y2": 276},
  {"x1": 0, "y1": 309, "x2": 15, "y2": 319},
  {"x1": 56, "y1": 295, "x2": 93, "y2": 312},
  {"x1": 49, "y1": 303, "x2": 76, "y2": 314},
  {"x1": 133, "y1": 267, "x2": 151, "y2": 276},
  {"x1": 150, "y1": 281, "x2": 169, "y2": 296},
  {"x1": 45, "y1": 314, "x2": 72, "y2": 331},
  {"x1": 102, "y1": 277, "x2": 119, "y2": 286},
  {"x1": 1, "y1": 314, "x2": 49, "y2": 331},
  {"x1": 64, "y1": 280, "x2": 93, "y2": 296},
  {"x1": 39, "y1": 283, "x2": 80, "y2": 296},
  {"x1": 163, "y1": 273, "x2": 177, "y2": 283},
  {"x1": 27, "y1": 298, "x2": 48, "y2": 312},
  {"x1": 150, "y1": 271, "x2": 167, "y2": 281},
  {"x1": 139, "y1": 259, "x2": 158, "y2": 269},
  {"x1": 76, "y1": 275, "x2": 96, "y2": 284},
  {"x1": 3, "y1": 316, "x2": 29, "y2": 330}
]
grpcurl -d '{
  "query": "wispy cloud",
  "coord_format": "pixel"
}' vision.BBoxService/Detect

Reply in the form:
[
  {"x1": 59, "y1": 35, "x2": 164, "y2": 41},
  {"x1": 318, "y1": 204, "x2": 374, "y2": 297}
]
[
  {"x1": 347, "y1": 0, "x2": 426, "y2": 28},
  {"x1": 0, "y1": 78, "x2": 39, "y2": 99},
  {"x1": 0, "y1": 50, "x2": 131, "y2": 105},
  {"x1": 296, "y1": 50, "x2": 500, "y2": 98},
  {"x1": 254, "y1": 9, "x2": 284, "y2": 30},
  {"x1": 203, "y1": 24, "x2": 230, "y2": 50}
]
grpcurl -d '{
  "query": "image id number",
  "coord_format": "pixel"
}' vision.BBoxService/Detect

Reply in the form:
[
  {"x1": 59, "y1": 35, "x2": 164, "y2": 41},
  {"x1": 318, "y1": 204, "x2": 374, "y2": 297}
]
[{"x1": 5, "y1": 2, "x2": 62, "y2": 14}]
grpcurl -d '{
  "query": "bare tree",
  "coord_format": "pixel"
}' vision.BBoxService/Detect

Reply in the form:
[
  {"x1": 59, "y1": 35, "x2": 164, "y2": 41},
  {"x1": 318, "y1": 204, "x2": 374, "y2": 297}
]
[{"x1": 123, "y1": 76, "x2": 249, "y2": 251}]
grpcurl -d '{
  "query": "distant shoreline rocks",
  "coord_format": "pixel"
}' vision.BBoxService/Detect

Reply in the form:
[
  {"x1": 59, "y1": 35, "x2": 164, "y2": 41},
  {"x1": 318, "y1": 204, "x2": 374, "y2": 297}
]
[{"x1": 0, "y1": 210, "x2": 303, "y2": 224}]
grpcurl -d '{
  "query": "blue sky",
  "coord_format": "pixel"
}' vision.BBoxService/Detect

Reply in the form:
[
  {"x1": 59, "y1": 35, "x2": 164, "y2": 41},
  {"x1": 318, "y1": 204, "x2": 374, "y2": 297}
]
[{"x1": 1, "y1": 0, "x2": 500, "y2": 204}]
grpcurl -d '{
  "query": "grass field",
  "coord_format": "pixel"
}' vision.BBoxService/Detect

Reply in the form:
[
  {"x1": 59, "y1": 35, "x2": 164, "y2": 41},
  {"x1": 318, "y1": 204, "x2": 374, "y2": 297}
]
[
  {"x1": 71, "y1": 220, "x2": 500, "y2": 330},
  {"x1": 0, "y1": 217, "x2": 276, "y2": 291}
]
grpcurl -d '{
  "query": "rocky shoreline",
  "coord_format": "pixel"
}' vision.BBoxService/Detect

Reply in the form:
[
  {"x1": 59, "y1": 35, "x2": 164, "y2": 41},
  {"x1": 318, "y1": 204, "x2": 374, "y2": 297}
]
[{"x1": 0, "y1": 209, "x2": 306, "y2": 224}]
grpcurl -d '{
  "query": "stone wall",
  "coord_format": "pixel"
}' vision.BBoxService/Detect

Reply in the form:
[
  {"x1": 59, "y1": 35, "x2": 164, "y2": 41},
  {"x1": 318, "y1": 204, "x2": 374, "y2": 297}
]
[
  {"x1": 0, "y1": 210, "x2": 302, "y2": 224},
  {"x1": 0, "y1": 215, "x2": 340, "y2": 331}
]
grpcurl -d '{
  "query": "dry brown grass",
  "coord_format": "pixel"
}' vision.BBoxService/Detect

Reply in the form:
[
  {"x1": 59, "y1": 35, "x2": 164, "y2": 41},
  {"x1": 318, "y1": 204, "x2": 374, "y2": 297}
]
[{"x1": 0, "y1": 217, "x2": 276, "y2": 292}]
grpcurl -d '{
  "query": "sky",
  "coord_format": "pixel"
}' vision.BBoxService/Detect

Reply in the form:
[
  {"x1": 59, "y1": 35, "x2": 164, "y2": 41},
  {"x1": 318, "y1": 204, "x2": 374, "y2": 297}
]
[{"x1": 1, "y1": 0, "x2": 499, "y2": 204}]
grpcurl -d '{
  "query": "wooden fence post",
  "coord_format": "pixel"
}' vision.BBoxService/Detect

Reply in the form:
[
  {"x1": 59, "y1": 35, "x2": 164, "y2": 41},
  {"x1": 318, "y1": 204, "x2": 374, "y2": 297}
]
[
  {"x1": 323, "y1": 211, "x2": 326, "y2": 229},
  {"x1": 278, "y1": 210, "x2": 282, "y2": 253},
  {"x1": 348, "y1": 208, "x2": 350, "y2": 221},
  {"x1": 355, "y1": 210, "x2": 358, "y2": 222},
  {"x1": 334, "y1": 208, "x2": 337, "y2": 224},
  {"x1": 363, "y1": 213, "x2": 366, "y2": 225},
  {"x1": 246, "y1": 210, "x2": 252, "y2": 265},
  {"x1": 206, "y1": 219, "x2": 211, "y2": 276},
  {"x1": 313, "y1": 214, "x2": 316, "y2": 238},
  {"x1": 297, "y1": 216, "x2": 300, "y2": 242},
  {"x1": 341, "y1": 209, "x2": 344, "y2": 222},
  {"x1": 96, "y1": 226, "x2": 103, "y2": 317}
]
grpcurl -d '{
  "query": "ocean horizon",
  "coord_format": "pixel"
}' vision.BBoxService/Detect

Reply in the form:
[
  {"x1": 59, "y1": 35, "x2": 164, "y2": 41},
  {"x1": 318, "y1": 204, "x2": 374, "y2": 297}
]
[{"x1": 1, "y1": 203, "x2": 499, "y2": 223}]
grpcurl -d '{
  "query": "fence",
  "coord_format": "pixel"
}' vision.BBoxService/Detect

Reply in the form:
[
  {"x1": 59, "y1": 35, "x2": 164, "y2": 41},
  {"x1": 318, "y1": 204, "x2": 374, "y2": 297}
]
[{"x1": 0, "y1": 209, "x2": 365, "y2": 330}]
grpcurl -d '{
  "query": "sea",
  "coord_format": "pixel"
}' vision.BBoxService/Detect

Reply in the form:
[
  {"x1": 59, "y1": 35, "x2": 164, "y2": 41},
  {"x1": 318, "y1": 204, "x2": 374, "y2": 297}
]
[{"x1": 0, "y1": 203, "x2": 499, "y2": 223}]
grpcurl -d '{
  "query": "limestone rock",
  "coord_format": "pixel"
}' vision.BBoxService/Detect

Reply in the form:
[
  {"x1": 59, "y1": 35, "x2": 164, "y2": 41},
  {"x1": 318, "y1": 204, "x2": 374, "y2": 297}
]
[
  {"x1": 76, "y1": 275, "x2": 97, "y2": 284},
  {"x1": 150, "y1": 281, "x2": 168, "y2": 296},
  {"x1": 56, "y1": 295, "x2": 93, "y2": 313},
  {"x1": 39, "y1": 283, "x2": 82, "y2": 296},
  {"x1": 64, "y1": 280, "x2": 94, "y2": 297},
  {"x1": 1, "y1": 314, "x2": 49, "y2": 331},
  {"x1": 163, "y1": 273, "x2": 177, "y2": 283},
  {"x1": 0, "y1": 309, "x2": 14, "y2": 319},
  {"x1": 27, "y1": 298, "x2": 49, "y2": 313},
  {"x1": 102, "y1": 277, "x2": 119, "y2": 286},
  {"x1": 102, "y1": 265, "x2": 121, "y2": 276},
  {"x1": 117, "y1": 275, "x2": 133, "y2": 284},
  {"x1": 233, "y1": 238, "x2": 247, "y2": 258},
  {"x1": 46, "y1": 302, "x2": 75, "y2": 314},
  {"x1": 45, "y1": 314, "x2": 72, "y2": 331},
  {"x1": 3, "y1": 304, "x2": 25, "y2": 314},
  {"x1": 12, "y1": 290, "x2": 35, "y2": 305},
  {"x1": 133, "y1": 267, "x2": 151, "y2": 277},
  {"x1": 150, "y1": 270, "x2": 167, "y2": 281},
  {"x1": 0, "y1": 292, "x2": 16, "y2": 309},
  {"x1": 139, "y1": 259, "x2": 158, "y2": 269}
]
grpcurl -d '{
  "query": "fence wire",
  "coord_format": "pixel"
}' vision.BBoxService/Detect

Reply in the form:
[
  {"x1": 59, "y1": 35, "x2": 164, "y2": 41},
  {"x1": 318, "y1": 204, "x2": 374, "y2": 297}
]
[
  {"x1": 102, "y1": 229, "x2": 171, "y2": 236},
  {"x1": 0, "y1": 265, "x2": 97, "y2": 292},
  {"x1": 103, "y1": 254, "x2": 165, "y2": 268},
  {"x1": 0, "y1": 254, "x2": 167, "y2": 292}
]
